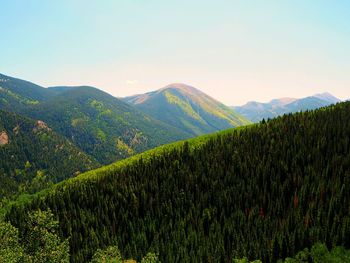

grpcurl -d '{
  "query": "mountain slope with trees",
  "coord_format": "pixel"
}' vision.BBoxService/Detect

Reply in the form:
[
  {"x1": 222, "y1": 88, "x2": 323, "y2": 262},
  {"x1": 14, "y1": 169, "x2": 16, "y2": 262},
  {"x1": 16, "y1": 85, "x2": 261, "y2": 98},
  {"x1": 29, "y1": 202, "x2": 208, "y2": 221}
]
[
  {"x1": 123, "y1": 83, "x2": 250, "y2": 136},
  {"x1": 0, "y1": 73, "x2": 190, "y2": 164},
  {"x1": 27, "y1": 86, "x2": 190, "y2": 164},
  {"x1": 0, "y1": 110, "x2": 97, "y2": 200},
  {"x1": 6, "y1": 101, "x2": 350, "y2": 262},
  {"x1": 0, "y1": 73, "x2": 54, "y2": 111}
]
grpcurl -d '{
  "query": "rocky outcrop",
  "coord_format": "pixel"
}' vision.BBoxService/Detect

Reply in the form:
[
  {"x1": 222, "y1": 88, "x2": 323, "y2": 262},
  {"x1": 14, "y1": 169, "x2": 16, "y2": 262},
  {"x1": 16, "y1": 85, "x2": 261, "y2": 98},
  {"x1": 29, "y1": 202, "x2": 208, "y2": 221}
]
[
  {"x1": 33, "y1": 120, "x2": 52, "y2": 133},
  {"x1": 0, "y1": 131, "x2": 9, "y2": 145},
  {"x1": 13, "y1": 125, "x2": 20, "y2": 135}
]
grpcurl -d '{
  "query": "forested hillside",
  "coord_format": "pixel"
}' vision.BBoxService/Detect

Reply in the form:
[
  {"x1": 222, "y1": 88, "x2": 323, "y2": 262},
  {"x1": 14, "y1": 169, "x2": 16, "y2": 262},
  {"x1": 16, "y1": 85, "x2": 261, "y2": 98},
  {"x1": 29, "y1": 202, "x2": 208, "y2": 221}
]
[
  {"x1": 26, "y1": 86, "x2": 189, "y2": 164},
  {"x1": 6, "y1": 102, "x2": 350, "y2": 262},
  {"x1": 0, "y1": 110, "x2": 97, "y2": 200},
  {"x1": 0, "y1": 73, "x2": 54, "y2": 111},
  {"x1": 234, "y1": 243, "x2": 350, "y2": 262},
  {"x1": 0, "y1": 73, "x2": 190, "y2": 164}
]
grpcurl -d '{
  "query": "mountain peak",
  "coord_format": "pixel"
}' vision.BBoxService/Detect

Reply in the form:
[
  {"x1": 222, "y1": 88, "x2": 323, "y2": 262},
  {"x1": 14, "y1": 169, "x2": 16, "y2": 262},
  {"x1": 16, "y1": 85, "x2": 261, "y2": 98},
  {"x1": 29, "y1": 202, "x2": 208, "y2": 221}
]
[
  {"x1": 313, "y1": 92, "x2": 340, "y2": 103},
  {"x1": 123, "y1": 84, "x2": 250, "y2": 136},
  {"x1": 314, "y1": 91, "x2": 334, "y2": 96},
  {"x1": 159, "y1": 83, "x2": 201, "y2": 95}
]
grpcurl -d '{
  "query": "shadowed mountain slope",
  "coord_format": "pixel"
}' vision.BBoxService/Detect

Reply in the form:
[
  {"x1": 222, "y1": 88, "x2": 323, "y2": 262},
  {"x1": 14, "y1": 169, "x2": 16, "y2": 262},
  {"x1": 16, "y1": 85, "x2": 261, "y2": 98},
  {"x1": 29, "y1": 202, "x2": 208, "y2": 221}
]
[{"x1": 0, "y1": 110, "x2": 97, "y2": 198}]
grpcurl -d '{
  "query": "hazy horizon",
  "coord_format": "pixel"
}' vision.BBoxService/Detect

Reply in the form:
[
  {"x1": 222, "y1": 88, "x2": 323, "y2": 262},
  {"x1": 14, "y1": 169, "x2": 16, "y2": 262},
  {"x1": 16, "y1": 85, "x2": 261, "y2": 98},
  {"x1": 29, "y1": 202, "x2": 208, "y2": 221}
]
[
  {"x1": 1, "y1": 1, "x2": 350, "y2": 105},
  {"x1": 0, "y1": 71, "x2": 343, "y2": 107}
]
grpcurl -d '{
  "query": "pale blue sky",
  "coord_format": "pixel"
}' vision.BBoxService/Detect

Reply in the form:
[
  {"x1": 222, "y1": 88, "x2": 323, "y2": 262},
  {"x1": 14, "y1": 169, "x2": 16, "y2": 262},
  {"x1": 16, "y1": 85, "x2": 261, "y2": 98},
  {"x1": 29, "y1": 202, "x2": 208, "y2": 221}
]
[{"x1": 1, "y1": 0, "x2": 349, "y2": 105}]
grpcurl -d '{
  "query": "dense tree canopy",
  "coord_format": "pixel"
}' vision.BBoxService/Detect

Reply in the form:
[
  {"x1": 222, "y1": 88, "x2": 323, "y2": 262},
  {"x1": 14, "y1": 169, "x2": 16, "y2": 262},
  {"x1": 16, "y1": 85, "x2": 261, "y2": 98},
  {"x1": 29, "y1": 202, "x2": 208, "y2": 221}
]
[
  {"x1": 0, "y1": 209, "x2": 69, "y2": 263},
  {"x1": 6, "y1": 102, "x2": 350, "y2": 262},
  {"x1": 0, "y1": 110, "x2": 97, "y2": 201},
  {"x1": 279, "y1": 243, "x2": 350, "y2": 262},
  {"x1": 234, "y1": 243, "x2": 350, "y2": 262}
]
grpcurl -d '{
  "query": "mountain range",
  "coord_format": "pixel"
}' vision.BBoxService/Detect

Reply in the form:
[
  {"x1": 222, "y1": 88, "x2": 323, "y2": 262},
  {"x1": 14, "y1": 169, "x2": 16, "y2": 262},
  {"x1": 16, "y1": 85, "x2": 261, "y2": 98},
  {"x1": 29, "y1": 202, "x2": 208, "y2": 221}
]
[
  {"x1": 0, "y1": 74, "x2": 190, "y2": 164},
  {"x1": 25, "y1": 85, "x2": 190, "y2": 164},
  {"x1": 1, "y1": 71, "x2": 349, "y2": 262},
  {"x1": 0, "y1": 73, "x2": 341, "y2": 164},
  {"x1": 232, "y1": 92, "x2": 341, "y2": 122},
  {"x1": 0, "y1": 73, "x2": 252, "y2": 200},
  {"x1": 0, "y1": 72, "x2": 343, "y2": 198},
  {"x1": 0, "y1": 74, "x2": 253, "y2": 163}
]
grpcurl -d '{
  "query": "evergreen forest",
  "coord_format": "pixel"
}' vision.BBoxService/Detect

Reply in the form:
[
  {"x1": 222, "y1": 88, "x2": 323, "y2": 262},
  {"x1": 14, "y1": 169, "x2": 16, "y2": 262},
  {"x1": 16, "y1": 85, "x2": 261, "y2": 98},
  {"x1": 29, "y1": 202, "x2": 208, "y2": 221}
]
[{"x1": 5, "y1": 101, "x2": 350, "y2": 262}]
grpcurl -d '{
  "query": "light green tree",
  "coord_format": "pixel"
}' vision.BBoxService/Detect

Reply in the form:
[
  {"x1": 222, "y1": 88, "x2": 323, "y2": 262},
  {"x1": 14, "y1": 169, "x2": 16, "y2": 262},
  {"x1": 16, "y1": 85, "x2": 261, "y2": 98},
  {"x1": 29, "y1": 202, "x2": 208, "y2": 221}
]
[
  {"x1": 90, "y1": 245, "x2": 122, "y2": 263},
  {"x1": 28, "y1": 170, "x2": 53, "y2": 193},
  {"x1": 24, "y1": 209, "x2": 69, "y2": 263},
  {"x1": 310, "y1": 243, "x2": 329, "y2": 263},
  {"x1": 0, "y1": 221, "x2": 24, "y2": 263},
  {"x1": 233, "y1": 257, "x2": 262, "y2": 263},
  {"x1": 141, "y1": 252, "x2": 161, "y2": 263}
]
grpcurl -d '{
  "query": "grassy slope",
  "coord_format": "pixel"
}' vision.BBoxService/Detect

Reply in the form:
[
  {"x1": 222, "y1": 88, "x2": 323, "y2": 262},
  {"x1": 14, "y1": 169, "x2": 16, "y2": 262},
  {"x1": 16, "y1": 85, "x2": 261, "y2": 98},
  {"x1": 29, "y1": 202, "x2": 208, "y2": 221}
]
[{"x1": 124, "y1": 84, "x2": 250, "y2": 136}]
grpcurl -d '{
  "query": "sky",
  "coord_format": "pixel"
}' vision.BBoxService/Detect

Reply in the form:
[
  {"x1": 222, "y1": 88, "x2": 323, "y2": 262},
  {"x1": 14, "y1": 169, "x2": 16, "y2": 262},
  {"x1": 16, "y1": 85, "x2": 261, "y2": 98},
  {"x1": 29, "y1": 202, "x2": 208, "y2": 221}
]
[{"x1": 1, "y1": 0, "x2": 350, "y2": 105}]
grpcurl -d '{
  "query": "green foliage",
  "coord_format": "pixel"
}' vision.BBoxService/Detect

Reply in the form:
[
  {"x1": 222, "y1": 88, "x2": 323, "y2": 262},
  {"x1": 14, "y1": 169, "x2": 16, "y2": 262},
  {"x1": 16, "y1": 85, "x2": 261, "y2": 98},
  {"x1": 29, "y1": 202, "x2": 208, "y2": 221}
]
[
  {"x1": 310, "y1": 243, "x2": 329, "y2": 262},
  {"x1": 233, "y1": 258, "x2": 262, "y2": 263},
  {"x1": 164, "y1": 90, "x2": 202, "y2": 121},
  {"x1": 141, "y1": 252, "x2": 161, "y2": 263},
  {"x1": 27, "y1": 170, "x2": 53, "y2": 194},
  {"x1": 278, "y1": 243, "x2": 350, "y2": 262},
  {"x1": 24, "y1": 209, "x2": 70, "y2": 263},
  {"x1": 0, "y1": 221, "x2": 24, "y2": 263},
  {"x1": 25, "y1": 86, "x2": 189, "y2": 164},
  {"x1": 2, "y1": 89, "x2": 39, "y2": 105},
  {"x1": 90, "y1": 245, "x2": 122, "y2": 263},
  {"x1": 0, "y1": 110, "x2": 98, "y2": 200},
  {"x1": 90, "y1": 246, "x2": 160, "y2": 263},
  {"x1": 0, "y1": 73, "x2": 53, "y2": 112},
  {"x1": 115, "y1": 138, "x2": 134, "y2": 156},
  {"x1": 5, "y1": 102, "x2": 350, "y2": 262},
  {"x1": 0, "y1": 209, "x2": 69, "y2": 263}
]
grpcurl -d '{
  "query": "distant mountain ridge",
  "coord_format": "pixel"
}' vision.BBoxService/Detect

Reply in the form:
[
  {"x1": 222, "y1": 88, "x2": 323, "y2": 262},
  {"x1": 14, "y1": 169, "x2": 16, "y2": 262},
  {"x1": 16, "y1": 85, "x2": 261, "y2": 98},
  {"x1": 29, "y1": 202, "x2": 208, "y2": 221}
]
[
  {"x1": 123, "y1": 83, "x2": 250, "y2": 136},
  {"x1": 233, "y1": 92, "x2": 341, "y2": 122},
  {"x1": 0, "y1": 73, "x2": 55, "y2": 111},
  {"x1": 0, "y1": 73, "x2": 189, "y2": 164},
  {"x1": 29, "y1": 85, "x2": 189, "y2": 163},
  {"x1": 313, "y1": 92, "x2": 341, "y2": 104}
]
